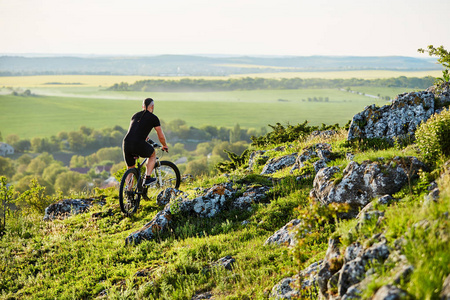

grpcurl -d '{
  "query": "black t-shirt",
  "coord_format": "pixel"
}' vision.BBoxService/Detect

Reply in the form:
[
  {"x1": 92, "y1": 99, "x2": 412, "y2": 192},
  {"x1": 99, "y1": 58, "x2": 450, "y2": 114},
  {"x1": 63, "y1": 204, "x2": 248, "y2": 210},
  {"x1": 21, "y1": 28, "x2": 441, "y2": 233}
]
[{"x1": 124, "y1": 110, "x2": 161, "y2": 143}]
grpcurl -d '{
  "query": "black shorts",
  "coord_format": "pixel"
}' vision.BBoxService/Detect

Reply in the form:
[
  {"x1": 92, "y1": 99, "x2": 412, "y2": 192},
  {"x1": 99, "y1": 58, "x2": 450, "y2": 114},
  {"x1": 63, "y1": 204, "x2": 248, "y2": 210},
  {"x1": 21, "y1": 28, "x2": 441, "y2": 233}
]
[{"x1": 123, "y1": 140, "x2": 154, "y2": 167}]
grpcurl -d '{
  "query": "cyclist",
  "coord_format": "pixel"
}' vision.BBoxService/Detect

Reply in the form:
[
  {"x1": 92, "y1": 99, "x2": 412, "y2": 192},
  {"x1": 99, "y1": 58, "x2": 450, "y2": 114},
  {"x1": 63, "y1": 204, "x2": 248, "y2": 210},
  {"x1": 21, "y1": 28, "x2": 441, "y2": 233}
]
[{"x1": 122, "y1": 98, "x2": 169, "y2": 186}]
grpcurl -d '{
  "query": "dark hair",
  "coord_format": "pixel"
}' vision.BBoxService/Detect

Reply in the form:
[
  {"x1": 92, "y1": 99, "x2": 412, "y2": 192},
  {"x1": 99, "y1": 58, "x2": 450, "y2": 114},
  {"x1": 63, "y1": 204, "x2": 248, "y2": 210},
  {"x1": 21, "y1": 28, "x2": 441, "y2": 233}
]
[{"x1": 143, "y1": 98, "x2": 154, "y2": 109}]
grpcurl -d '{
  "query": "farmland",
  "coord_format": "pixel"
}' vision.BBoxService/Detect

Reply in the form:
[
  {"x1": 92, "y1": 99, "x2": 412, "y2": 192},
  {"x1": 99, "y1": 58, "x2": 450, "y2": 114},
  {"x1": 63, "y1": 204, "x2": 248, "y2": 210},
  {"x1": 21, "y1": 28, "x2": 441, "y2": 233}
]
[{"x1": 0, "y1": 72, "x2": 437, "y2": 139}]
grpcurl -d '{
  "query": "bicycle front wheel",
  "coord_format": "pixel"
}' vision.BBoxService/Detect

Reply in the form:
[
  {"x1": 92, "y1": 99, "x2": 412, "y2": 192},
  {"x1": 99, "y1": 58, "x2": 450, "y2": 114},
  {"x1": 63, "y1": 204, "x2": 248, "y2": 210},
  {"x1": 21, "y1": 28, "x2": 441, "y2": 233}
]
[
  {"x1": 154, "y1": 161, "x2": 181, "y2": 189},
  {"x1": 119, "y1": 168, "x2": 141, "y2": 216}
]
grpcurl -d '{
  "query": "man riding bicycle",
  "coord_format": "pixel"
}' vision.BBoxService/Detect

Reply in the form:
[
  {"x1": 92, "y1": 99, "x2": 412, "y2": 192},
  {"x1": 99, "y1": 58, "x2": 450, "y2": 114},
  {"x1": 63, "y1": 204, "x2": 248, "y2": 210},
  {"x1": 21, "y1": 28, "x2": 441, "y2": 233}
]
[{"x1": 122, "y1": 98, "x2": 169, "y2": 186}]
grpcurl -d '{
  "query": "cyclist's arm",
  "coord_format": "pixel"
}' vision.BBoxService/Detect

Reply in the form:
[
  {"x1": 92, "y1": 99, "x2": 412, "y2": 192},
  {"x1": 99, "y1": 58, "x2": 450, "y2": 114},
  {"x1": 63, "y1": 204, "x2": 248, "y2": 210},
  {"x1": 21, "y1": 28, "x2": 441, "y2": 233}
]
[{"x1": 154, "y1": 126, "x2": 168, "y2": 151}]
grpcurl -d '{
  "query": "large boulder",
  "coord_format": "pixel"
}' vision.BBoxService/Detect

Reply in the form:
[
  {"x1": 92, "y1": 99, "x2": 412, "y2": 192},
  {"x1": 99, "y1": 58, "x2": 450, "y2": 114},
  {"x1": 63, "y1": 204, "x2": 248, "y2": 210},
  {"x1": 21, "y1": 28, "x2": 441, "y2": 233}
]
[
  {"x1": 347, "y1": 90, "x2": 436, "y2": 142},
  {"x1": 310, "y1": 156, "x2": 425, "y2": 218}
]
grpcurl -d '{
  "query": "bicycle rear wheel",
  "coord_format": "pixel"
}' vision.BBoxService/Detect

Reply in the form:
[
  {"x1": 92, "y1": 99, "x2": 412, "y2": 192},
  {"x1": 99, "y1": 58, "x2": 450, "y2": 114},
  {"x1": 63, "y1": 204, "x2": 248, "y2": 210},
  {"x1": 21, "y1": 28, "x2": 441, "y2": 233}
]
[
  {"x1": 119, "y1": 168, "x2": 141, "y2": 216},
  {"x1": 154, "y1": 161, "x2": 181, "y2": 189}
]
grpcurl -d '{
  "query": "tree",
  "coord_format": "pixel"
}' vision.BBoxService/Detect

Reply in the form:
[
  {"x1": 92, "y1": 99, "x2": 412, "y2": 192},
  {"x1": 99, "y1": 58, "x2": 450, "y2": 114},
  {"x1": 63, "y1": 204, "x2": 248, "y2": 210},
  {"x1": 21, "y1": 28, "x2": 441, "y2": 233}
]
[
  {"x1": 6, "y1": 134, "x2": 20, "y2": 148},
  {"x1": 229, "y1": 124, "x2": 242, "y2": 143},
  {"x1": 0, "y1": 157, "x2": 14, "y2": 178},
  {"x1": 0, "y1": 176, "x2": 15, "y2": 235},
  {"x1": 18, "y1": 178, "x2": 54, "y2": 214},
  {"x1": 418, "y1": 45, "x2": 450, "y2": 83},
  {"x1": 68, "y1": 131, "x2": 85, "y2": 151},
  {"x1": 54, "y1": 171, "x2": 88, "y2": 195}
]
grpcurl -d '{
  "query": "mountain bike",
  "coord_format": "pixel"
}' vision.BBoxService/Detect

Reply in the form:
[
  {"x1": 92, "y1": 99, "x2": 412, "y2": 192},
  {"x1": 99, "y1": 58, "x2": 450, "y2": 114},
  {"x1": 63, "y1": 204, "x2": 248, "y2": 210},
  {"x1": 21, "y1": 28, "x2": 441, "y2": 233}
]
[{"x1": 119, "y1": 141, "x2": 181, "y2": 216}]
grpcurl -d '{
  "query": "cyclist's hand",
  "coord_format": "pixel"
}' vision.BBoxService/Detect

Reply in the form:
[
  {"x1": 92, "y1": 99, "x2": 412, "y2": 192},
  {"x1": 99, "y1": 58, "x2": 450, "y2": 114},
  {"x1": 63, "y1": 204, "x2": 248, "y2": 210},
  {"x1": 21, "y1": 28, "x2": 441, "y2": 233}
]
[{"x1": 162, "y1": 145, "x2": 169, "y2": 152}]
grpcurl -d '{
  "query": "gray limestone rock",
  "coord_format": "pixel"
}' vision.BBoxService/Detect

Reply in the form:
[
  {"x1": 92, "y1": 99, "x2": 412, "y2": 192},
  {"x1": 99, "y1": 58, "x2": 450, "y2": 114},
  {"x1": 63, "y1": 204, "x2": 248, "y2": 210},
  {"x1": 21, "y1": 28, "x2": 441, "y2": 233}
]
[
  {"x1": 310, "y1": 157, "x2": 425, "y2": 218},
  {"x1": 261, "y1": 153, "x2": 297, "y2": 175},
  {"x1": 44, "y1": 198, "x2": 101, "y2": 221},
  {"x1": 348, "y1": 90, "x2": 437, "y2": 142},
  {"x1": 264, "y1": 219, "x2": 303, "y2": 247},
  {"x1": 232, "y1": 185, "x2": 271, "y2": 210},
  {"x1": 441, "y1": 274, "x2": 450, "y2": 300},
  {"x1": 372, "y1": 285, "x2": 407, "y2": 300}
]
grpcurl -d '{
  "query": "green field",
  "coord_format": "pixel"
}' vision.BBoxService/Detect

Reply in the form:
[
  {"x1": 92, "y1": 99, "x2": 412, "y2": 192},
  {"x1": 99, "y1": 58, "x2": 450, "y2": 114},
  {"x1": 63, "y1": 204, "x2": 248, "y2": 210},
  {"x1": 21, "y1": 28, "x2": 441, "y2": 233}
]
[
  {"x1": 0, "y1": 88, "x2": 394, "y2": 139},
  {"x1": 0, "y1": 73, "x2": 425, "y2": 139}
]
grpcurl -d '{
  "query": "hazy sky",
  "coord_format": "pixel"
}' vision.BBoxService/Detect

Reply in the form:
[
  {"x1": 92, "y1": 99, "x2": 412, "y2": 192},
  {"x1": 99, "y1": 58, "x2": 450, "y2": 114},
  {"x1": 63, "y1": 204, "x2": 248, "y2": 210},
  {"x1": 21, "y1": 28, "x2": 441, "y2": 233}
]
[{"x1": 1, "y1": 0, "x2": 449, "y2": 57}]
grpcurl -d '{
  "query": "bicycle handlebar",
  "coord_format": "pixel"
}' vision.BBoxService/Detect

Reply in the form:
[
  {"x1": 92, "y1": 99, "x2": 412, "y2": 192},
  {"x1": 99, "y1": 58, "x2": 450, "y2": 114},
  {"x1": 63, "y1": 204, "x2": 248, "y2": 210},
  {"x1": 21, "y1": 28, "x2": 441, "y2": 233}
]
[{"x1": 147, "y1": 139, "x2": 168, "y2": 152}]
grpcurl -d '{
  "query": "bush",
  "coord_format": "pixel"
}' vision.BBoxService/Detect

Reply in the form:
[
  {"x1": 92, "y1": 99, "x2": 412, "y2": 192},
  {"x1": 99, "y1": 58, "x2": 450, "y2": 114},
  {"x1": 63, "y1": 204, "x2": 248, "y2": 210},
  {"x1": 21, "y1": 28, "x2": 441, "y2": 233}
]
[{"x1": 415, "y1": 108, "x2": 450, "y2": 163}]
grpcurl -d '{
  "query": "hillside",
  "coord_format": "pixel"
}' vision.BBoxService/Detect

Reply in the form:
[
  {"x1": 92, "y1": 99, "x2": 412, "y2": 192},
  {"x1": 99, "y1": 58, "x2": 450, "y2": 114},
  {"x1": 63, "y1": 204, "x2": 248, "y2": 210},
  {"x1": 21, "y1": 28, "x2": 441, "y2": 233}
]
[
  {"x1": 0, "y1": 55, "x2": 441, "y2": 76},
  {"x1": 1, "y1": 85, "x2": 450, "y2": 299}
]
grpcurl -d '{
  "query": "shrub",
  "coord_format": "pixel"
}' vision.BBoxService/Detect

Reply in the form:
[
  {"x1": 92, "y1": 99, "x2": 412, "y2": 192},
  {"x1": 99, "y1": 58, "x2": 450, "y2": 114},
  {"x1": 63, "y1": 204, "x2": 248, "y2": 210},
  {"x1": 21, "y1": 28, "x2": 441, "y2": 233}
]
[{"x1": 415, "y1": 108, "x2": 450, "y2": 163}]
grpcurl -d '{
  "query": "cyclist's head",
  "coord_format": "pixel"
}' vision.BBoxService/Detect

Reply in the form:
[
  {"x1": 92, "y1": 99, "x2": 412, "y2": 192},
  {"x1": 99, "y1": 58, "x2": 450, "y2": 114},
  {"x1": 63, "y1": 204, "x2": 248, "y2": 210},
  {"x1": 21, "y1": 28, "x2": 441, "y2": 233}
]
[{"x1": 143, "y1": 98, "x2": 154, "y2": 110}]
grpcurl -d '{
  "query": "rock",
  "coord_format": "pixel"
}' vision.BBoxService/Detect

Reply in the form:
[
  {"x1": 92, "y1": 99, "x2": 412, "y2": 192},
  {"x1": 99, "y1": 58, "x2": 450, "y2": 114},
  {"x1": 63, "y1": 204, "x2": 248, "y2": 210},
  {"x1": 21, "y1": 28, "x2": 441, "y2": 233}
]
[
  {"x1": 424, "y1": 188, "x2": 440, "y2": 205},
  {"x1": 318, "y1": 238, "x2": 342, "y2": 299},
  {"x1": 213, "y1": 256, "x2": 235, "y2": 270},
  {"x1": 392, "y1": 264, "x2": 414, "y2": 284},
  {"x1": 233, "y1": 186, "x2": 271, "y2": 209},
  {"x1": 344, "y1": 242, "x2": 363, "y2": 264},
  {"x1": 372, "y1": 285, "x2": 407, "y2": 300},
  {"x1": 290, "y1": 143, "x2": 332, "y2": 174},
  {"x1": 156, "y1": 188, "x2": 184, "y2": 207},
  {"x1": 318, "y1": 237, "x2": 391, "y2": 299},
  {"x1": 338, "y1": 257, "x2": 366, "y2": 297},
  {"x1": 125, "y1": 209, "x2": 172, "y2": 245},
  {"x1": 179, "y1": 183, "x2": 235, "y2": 218},
  {"x1": 441, "y1": 274, "x2": 450, "y2": 300},
  {"x1": 377, "y1": 195, "x2": 395, "y2": 205},
  {"x1": 270, "y1": 261, "x2": 322, "y2": 299},
  {"x1": 264, "y1": 219, "x2": 303, "y2": 247},
  {"x1": 348, "y1": 90, "x2": 437, "y2": 142},
  {"x1": 270, "y1": 277, "x2": 300, "y2": 299},
  {"x1": 310, "y1": 130, "x2": 337, "y2": 140},
  {"x1": 43, "y1": 198, "x2": 101, "y2": 221},
  {"x1": 346, "y1": 152, "x2": 355, "y2": 161},
  {"x1": 361, "y1": 241, "x2": 390, "y2": 264},
  {"x1": 313, "y1": 159, "x2": 329, "y2": 173},
  {"x1": 310, "y1": 157, "x2": 425, "y2": 218},
  {"x1": 261, "y1": 153, "x2": 297, "y2": 175},
  {"x1": 191, "y1": 291, "x2": 214, "y2": 300}
]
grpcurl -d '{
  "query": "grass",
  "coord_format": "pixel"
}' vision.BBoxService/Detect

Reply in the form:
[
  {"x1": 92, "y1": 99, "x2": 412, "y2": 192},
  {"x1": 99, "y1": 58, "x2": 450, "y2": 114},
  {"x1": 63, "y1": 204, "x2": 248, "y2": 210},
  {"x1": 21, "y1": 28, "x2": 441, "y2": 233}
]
[
  {"x1": 1, "y1": 88, "x2": 387, "y2": 139},
  {"x1": 1, "y1": 123, "x2": 449, "y2": 299}
]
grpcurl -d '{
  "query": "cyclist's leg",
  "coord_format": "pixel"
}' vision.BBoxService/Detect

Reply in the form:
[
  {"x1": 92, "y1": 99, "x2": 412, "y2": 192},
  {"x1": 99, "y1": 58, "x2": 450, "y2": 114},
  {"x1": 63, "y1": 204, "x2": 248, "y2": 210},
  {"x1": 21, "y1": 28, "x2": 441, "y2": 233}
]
[{"x1": 146, "y1": 151, "x2": 156, "y2": 177}]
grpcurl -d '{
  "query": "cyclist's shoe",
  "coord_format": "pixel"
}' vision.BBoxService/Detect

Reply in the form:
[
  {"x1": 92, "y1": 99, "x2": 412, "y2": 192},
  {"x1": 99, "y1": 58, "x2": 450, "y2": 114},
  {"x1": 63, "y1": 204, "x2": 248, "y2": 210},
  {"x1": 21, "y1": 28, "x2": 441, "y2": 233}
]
[{"x1": 143, "y1": 177, "x2": 156, "y2": 186}]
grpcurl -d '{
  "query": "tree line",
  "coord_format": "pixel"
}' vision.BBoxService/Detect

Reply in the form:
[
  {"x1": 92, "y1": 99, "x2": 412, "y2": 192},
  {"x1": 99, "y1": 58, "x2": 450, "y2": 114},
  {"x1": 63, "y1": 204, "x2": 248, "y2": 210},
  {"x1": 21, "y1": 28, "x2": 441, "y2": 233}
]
[{"x1": 108, "y1": 76, "x2": 436, "y2": 92}]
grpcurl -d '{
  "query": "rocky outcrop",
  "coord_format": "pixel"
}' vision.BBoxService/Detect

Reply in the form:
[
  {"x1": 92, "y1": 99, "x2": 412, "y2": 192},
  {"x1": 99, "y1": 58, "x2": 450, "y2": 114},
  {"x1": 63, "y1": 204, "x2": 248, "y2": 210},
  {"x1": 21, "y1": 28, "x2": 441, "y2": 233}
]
[
  {"x1": 347, "y1": 90, "x2": 436, "y2": 142},
  {"x1": 126, "y1": 182, "x2": 272, "y2": 244},
  {"x1": 261, "y1": 153, "x2": 297, "y2": 175},
  {"x1": 310, "y1": 156, "x2": 425, "y2": 218},
  {"x1": 348, "y1": 87, "x2": 450, "y2": 143},
  {"x1": 43, "y1": 198, "x2": 103, "y2": 221}
]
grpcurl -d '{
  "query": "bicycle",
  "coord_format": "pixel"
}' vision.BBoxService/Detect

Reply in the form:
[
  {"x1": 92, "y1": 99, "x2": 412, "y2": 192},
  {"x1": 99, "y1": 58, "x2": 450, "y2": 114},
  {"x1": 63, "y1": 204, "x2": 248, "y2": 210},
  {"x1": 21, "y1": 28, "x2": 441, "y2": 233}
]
[{"x1": 119, "y1": 140, "x2": 181, "y2": 216}]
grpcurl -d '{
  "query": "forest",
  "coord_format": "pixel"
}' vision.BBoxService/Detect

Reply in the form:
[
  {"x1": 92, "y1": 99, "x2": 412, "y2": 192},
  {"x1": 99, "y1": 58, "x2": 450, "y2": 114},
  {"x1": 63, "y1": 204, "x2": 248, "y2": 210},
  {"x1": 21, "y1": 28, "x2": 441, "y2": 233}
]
[{"x1": 108, "y1": 76, "x2": 436, "y2": 92}]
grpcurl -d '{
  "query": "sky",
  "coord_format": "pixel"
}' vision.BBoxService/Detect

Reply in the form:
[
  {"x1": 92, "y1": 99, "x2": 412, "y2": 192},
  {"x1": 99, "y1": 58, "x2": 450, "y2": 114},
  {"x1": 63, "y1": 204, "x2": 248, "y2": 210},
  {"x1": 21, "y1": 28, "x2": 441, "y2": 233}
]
[{"x1": 0, "y1": 0, "x2": 449, "y2": 57}]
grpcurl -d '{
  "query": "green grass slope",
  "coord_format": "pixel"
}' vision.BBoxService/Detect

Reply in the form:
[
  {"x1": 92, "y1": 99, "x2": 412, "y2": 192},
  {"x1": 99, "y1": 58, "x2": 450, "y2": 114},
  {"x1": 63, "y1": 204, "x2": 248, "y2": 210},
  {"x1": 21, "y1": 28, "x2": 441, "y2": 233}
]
[{"x1": 1, "y1": 129, "x2": 449, "y2": 299}]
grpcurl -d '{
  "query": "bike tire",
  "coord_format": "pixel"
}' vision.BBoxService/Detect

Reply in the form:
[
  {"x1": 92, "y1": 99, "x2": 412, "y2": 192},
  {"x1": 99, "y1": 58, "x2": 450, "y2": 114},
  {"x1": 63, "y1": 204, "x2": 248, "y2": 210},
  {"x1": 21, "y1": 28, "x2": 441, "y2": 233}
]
[
  {"x1": 119, "y1": 168, "x2": 141, "y2": 216},
  {"x1": 155, "y1": 161, "x2": 181, "y2": 189}
]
